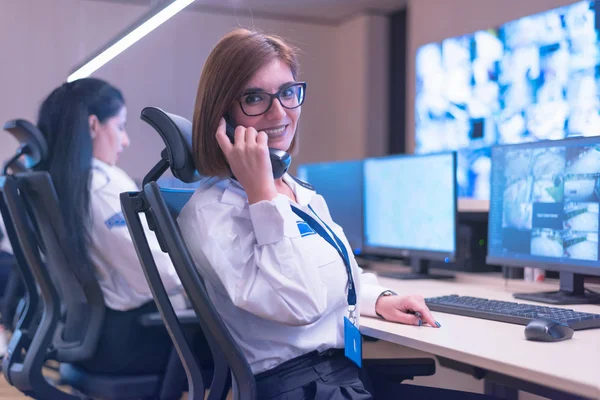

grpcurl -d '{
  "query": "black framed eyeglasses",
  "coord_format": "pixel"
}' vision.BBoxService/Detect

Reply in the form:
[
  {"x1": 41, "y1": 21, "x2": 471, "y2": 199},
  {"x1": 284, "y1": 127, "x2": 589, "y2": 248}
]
[{"x1": 238, "y1": 82, "x2": 307, "y2": 117}]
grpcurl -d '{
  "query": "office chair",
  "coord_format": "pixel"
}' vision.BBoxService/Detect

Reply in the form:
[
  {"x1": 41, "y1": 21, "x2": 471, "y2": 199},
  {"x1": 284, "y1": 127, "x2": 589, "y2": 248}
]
[
  {"x1": 1, "y1": 119, "x2": 192, "y2": 399},
  {"x1": 121, "y1": 107, "x2": 252, "y2": 400},
  {"x1": 121, "y1": 107, "x2": 438, "y2": 400},
  {"x1": 0, "y1": 120, "x2": 44, "y2": 374}
]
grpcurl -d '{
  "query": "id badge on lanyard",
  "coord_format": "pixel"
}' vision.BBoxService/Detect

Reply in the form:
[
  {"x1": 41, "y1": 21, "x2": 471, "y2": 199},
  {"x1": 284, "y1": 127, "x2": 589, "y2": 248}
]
[{"x1": 291, "y1": 205, "x2": 362, "y2": 368}]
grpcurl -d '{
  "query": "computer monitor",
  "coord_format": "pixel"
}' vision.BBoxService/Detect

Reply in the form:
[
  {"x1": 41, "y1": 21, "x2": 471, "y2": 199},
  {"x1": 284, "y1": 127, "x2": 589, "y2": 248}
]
[
  {"x1": 363, "y1": 152, "x2": 457, "y2": 279},
  {"x1": 487, "y1": 136, "x2": 600, "y2": 304},
  {"x1": 296, "y1": 160, "x2": 364, "y2": 255}
]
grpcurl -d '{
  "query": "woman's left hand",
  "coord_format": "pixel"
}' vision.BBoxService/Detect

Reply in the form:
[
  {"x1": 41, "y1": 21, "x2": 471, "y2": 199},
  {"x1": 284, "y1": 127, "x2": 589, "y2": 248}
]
[{"x1": 375, "y1": 294, "x2": 440, "y2": 327}]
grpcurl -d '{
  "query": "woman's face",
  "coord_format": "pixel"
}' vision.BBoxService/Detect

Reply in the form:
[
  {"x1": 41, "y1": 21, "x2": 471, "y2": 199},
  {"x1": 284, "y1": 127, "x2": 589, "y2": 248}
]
[
  {"x1": 91, "y1": 106, "x2": 130, "y2": 166},
  {"x1": 228, "y1": 58, "x2": 301, "y2": 152}
]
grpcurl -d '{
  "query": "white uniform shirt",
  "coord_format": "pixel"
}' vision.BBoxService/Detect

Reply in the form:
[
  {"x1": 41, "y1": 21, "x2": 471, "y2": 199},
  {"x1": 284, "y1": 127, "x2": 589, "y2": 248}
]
[
  {"x1": 90, "y1": 158, "x2": 182, "y2": 311},
  {"x1": 178, "y1": 174, "x2": 389, "y2": 374}
]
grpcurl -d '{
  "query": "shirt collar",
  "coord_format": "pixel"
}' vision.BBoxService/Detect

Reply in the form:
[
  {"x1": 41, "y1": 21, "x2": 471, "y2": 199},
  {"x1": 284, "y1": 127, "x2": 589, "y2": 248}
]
[
  {"x1": 92, "y1": 157, "x2": 111, "y2": 170},
  {"x1": 282, "y1": 174, "x2": 315, "y2": 206}
]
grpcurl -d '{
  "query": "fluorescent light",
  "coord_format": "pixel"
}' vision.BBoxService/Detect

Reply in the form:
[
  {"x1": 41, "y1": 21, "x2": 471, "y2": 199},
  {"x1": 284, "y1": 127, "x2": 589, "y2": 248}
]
[{"x1": 68, "y1": 0, "x2": 195, "y2": 82}]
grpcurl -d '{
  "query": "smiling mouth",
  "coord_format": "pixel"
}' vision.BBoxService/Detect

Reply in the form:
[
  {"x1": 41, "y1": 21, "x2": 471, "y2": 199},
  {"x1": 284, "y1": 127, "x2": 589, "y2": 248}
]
[{"x1": 262, "y1": 125, "x2": 288, "y2": 138}]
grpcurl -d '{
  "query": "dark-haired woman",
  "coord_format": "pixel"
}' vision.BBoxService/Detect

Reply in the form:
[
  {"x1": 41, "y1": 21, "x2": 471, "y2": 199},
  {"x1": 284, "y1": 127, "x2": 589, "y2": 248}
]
[{"x1": 37, "y1": 78, "x2": 211, "y2": 376}]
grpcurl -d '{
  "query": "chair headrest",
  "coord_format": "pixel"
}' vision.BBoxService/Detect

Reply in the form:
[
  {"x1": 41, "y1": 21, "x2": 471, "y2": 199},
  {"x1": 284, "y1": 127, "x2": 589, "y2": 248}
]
[
  {"x1": 3, "y1": 119, "x2": 48, "y2": 168},
  {"x1": 141, "y1": 107, "x2": 200, "y2": 184}
]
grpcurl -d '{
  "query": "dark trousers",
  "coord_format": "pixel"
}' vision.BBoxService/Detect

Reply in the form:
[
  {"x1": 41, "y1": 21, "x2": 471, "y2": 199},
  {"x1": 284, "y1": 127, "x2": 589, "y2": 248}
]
[
  {"x1": 76, "y1": 301, "x2": 214, "y2": 377},
  {"x1": 256, "y1": 349, "x2": 497, "y2": 400},
  {"x1": 255, "y1": 349, "x2": 371, "y2": 400}
]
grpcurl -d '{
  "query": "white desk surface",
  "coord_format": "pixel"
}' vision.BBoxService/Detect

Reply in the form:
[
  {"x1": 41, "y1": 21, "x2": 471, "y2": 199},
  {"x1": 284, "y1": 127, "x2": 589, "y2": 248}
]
[{"x1": 360, "y1": 267, "x2": 600, "y2": 399}]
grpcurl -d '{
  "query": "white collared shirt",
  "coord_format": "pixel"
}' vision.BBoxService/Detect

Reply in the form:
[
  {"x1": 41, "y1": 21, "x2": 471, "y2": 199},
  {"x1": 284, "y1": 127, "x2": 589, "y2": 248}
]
[
  {"x1": 89, "y1": 158, "x2": 182, "y2": 311},
  {"x1": 177, "y1": 174, "x2": 388, "y2": 374}
]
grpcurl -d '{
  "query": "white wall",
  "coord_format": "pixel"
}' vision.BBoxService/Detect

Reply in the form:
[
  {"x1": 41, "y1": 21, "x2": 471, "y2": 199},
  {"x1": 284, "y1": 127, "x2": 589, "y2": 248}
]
[
  {"x1": 405, "y1": 0, "x2": 581, "y2": 152},
  {"x1": 0, "y1": 0, "x2": 389, "y2": 180},
  {"x1": 0, "y1": 0, "x2": 146, "y2": 172}
]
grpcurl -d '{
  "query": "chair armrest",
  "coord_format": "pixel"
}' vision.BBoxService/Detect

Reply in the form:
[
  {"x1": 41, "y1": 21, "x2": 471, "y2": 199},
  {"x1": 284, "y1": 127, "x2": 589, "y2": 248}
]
[{"x1": 138, "y1": 309, "x2": 199, "y2": 327}]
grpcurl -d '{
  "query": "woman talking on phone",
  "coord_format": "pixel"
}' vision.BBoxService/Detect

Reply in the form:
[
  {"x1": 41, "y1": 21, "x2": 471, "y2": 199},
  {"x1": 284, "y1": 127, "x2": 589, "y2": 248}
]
[{"x1": 179, "y1": 29, "x2": 493, "y2": 399}]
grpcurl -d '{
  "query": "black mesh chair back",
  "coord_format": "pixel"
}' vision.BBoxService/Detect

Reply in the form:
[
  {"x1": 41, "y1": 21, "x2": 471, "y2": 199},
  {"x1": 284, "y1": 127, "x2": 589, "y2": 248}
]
[
  {"x1": 0, "y1": 119, "x2": 86, "y2": 398},
  {"x1": 0, "y1": 175, "x2": 41, "y2": 385},
  {"x1": 17, "y1": 172, "x2": 105, "y2": 355},
  {"x1": 0, "y1": 119, "x2": 48, "y2": 343},
  {"x1": 121, "y1": 106, "x2": 257, "y2": 399},
  {"x1": 4, "y1": 119, "x2": 105, "y2": 359},
  {"x1": 0, "y1": 173, "x2": 77, "y2": 399},
  {"x1": 1, "y1": 120, "x2": 179, "y2": 399}
]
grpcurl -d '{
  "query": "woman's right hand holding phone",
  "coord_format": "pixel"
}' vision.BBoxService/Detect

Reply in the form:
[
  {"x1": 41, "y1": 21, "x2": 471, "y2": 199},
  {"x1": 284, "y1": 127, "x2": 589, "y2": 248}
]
[{"x1": 215, "y1": 118, "x2": 277, "y2": 204}]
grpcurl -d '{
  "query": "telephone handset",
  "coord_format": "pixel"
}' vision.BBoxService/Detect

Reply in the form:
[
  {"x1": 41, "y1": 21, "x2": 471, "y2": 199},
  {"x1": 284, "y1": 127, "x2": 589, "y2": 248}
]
[{"x1": 224, "y1": 118, "x2": 291, "y2": 179}]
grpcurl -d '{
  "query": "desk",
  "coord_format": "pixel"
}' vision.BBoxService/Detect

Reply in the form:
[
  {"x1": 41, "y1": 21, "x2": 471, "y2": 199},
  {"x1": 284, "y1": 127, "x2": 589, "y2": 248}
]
[{"x1": 360, "y1": 269, "x2": 600, "y2": 399}]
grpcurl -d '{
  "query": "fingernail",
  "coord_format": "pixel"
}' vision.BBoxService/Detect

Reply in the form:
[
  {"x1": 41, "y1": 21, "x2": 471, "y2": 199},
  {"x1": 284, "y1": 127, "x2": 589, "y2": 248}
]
[
  {"x1": 418, "y1": 319, "x2": 423, "y2": 326},
  {"x1": 435, "y1": 321, "x2": 441, "y2": 328},
  {"x1": 414, "y1": 311, "x2": 422, "y2": 318}
]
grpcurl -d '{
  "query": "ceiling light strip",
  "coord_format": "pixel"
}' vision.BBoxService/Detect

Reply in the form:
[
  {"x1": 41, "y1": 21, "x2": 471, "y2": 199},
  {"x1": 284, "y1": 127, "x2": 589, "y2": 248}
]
[{"x1": 67, "y1": 0, "x2": 195, "y2": 82}]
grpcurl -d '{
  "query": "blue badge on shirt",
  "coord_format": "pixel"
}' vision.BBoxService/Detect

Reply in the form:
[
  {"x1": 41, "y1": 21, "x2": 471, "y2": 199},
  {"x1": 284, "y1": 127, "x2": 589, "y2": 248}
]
[
  {"x1": 105, "y1": 212, "x2": 126, "y2": 229},
  {"x1": 344, "y1": 317, "x2": 362, "y2": 368},
  {"x1": 296, "y1": 221, "x2": 316, "y2": 237}
]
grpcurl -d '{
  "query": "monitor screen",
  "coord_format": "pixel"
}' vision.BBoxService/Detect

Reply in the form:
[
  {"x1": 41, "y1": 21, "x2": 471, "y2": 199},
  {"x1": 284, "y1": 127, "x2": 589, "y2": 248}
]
[
  {"x1": 296, "y1": 160, "x2": 363, "y2": 254},
  {"x1": 415, "y1": 0, "x2": 600, "y2": 200},
  {"x1": 487, "y1": 137, "x2": 600, "y2": 274},
  {"x1": 363, "y1": 152, "x2": 457, "y2": 260}
]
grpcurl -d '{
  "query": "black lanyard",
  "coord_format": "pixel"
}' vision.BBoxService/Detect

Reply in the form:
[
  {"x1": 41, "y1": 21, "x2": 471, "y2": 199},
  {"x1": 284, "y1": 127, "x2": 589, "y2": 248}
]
[{"x1": 290, "y1": 205, "x2": 357, "y2": 309}]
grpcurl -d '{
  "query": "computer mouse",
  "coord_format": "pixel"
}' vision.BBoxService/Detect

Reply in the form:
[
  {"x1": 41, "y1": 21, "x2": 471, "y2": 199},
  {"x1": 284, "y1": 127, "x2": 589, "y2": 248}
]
[{"x1": 524, "y1": 318, "x2": 574, "y2": 342}]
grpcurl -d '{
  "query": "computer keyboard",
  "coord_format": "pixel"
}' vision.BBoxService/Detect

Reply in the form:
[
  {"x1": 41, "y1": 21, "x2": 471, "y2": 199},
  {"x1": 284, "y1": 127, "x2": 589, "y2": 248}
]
[{"x1": 425, "y1": 295, "x2": 600, "y2": 330}]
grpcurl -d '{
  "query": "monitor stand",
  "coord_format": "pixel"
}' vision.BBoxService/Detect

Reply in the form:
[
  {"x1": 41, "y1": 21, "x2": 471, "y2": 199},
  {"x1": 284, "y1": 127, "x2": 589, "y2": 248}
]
[
  {"x1": 378, "y1": 258, "x2": 455, "y2": 280},
  {"x1": 513, "y1": 272, "x2": 600, "y2": 305}
]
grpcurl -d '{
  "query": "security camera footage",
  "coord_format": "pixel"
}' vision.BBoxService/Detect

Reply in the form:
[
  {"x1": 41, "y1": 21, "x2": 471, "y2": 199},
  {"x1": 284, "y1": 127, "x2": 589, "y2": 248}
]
[
  {"x1": 488, "y1": 138, "x2": 600, "y2": 267},
  {"x1": 415, "y1": 1, "x2": 600, "y2": 199}
]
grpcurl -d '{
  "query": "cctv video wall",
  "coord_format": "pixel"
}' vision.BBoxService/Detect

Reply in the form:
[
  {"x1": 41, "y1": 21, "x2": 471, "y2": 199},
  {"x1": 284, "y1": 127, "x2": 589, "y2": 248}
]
[
  {"x1": 488, "y1": 138, "x2": 600, "y2": 265},
  {"x1": 415, "y1": 1, "x2": 600, "y2": 199}
]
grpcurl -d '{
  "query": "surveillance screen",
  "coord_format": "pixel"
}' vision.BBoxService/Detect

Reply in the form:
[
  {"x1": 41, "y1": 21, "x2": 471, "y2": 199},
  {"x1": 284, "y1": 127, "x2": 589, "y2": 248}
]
[
  {"x1": 363, "y1": 152, "x2": 456, "y2": 257},
  {"x1": 488, "y1": 138, "x2": 600, "y2": 267},
  {"x1": 415, "y1": 0, "x2": 600, "y2": 199}
]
